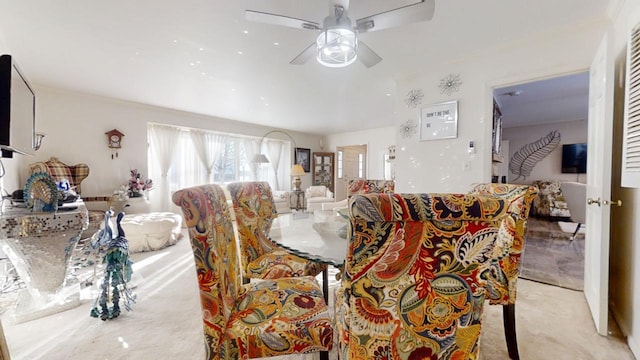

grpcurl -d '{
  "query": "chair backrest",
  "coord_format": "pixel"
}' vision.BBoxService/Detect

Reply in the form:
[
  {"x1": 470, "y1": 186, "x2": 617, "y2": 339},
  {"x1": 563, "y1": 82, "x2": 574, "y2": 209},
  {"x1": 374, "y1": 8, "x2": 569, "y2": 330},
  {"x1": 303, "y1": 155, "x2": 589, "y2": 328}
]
[
  {"x1": 342, "y1": 192, "x2": 512, "y2": 359},
  {"x1": 347, "y1": 179, "x2": 394, "y2": 197},
  {"x1": 226, "y1": 181, "x2": 278, "y2": 274},
  {"x1": 560, "y1": 181, "x2": 586, "y2": 224},
  {"x1": 29, "y1": 157, "x2": 90, "y2": 194},
  {"x1": 468, "y1": 183, "x2": 538, "y2": 304},
  {"x1": 172, "y1": 184, "x2": 241, "y2": 352}
]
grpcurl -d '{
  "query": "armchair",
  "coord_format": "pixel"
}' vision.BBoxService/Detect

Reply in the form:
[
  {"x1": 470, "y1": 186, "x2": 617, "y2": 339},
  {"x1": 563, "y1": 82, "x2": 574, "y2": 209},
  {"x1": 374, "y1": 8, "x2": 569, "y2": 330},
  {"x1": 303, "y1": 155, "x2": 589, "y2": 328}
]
[
  {"x1": 305, "y1": 185, "x2": 334, "y2": 212},
  {"x1": 28, "y1": 157, "x2": 106, "y2": 238},
  {"x1": 559, "y1": 181, "x2": 587, "y2": 240},
  {"x1": 172, "y1": 184, "x2": 333, "y2": 359},
  {"x1": 336, "y1": 192, "x2": 514, "y2": 359}
]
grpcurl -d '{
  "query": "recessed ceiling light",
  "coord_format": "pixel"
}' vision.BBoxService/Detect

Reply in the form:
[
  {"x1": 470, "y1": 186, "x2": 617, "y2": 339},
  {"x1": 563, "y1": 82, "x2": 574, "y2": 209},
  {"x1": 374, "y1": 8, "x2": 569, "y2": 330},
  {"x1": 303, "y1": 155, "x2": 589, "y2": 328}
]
[
  {"x1": 243, "y1": 30, "x2": 249, "y2": 34},
  {"x1": 265, "y1": 103, "x2": 269, "y2": 106},
  {"x1": 386, "y1": 93, "x2": 392, "y2": 96},
  {"x1": 231, "y1": 88, "x2": 236, "y2": 92},
  {"x1": 172, "y1": 39, "x2": 178, "y2": 43},
  {"x1": 237, "y1": 51, "x2": 244, "y2": 55},
  {"x1": 260, "y1": 96, "x2": 265, "y2": 100},
  {"x1": 199, "y1": 47, "x2": 204, "y2": 51},
  {"x1": 196, "y1": 60, "x2": 201, "y2": 64},
  {"x1": 274, "y1": 42, "x2": 279, "y2": 46},
  {"x1": 189, "y1": 62, "x2": 195, "y2": 66},
  {"x1": 201, "y1": 72, "x2": 206, "y2": 75}
]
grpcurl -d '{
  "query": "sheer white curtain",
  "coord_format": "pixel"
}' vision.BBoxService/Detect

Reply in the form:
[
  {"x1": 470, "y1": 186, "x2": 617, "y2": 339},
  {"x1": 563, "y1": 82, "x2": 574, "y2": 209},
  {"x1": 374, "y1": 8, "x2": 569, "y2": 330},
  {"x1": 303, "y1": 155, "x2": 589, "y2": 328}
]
[
  {"x1": 245, "y1": 138, "x2": 259, "y2": 180},
  {"x1": 148, "y1": 124, "x2": 181, "y2": 212},
  {"x1": 190, "y1": 130, "x2": 227, "y2": 183},
  {"x1": 265, "y1": 140, "x2": 284, "y2": 190}
]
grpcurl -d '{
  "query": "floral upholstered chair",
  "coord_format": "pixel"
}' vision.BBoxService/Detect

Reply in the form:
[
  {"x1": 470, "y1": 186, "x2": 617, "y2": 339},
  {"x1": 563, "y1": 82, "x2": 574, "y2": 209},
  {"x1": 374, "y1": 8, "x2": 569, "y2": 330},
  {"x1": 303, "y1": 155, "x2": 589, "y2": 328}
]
[
  {"x1": 335, "y1": 192, "x2": 514, "y2": 360},
  {"x1": 227, "y1": 181, "x2": 325, "y2": 282},
  {"x1": 468, "y1": 183, "x2": 538, "y2": 360},
  {"x1": 321, "y1": 179, "x2": 395, "y2": 211},
  {"x1": 172, "y1": 184, "x2": 333, "y2": 359}
]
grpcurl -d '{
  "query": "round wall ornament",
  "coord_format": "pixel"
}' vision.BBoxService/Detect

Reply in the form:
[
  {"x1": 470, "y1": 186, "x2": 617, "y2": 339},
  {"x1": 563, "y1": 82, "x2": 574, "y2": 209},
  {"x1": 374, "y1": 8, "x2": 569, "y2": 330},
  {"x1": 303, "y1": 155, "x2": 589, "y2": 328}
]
[
  {"x1": 400, "y1": 119, "x2": 418, "y2": 138},
  {"x1": 404, "y1": 89, "x2": 424, "y2": 108},
  {"x1": 439, "y1": 74, "x2": 462, "y2": 95}
]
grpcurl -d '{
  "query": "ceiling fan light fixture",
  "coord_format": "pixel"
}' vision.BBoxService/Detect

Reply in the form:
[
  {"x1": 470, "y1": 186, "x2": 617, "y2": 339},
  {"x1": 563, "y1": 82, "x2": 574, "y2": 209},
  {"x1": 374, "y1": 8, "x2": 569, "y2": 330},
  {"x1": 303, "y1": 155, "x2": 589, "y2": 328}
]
[{"x1": 316, "y1": 27, "x2": 357, "y2": 68}]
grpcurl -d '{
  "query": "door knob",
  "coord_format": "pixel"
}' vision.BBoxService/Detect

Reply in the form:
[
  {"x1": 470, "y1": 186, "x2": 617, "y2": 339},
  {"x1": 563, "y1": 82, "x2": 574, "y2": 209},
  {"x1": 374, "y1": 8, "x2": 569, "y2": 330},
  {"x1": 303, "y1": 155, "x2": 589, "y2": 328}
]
[
  {"x1": 587, "y1": 198, "x2": 601, "y2": 206},
  {"x1": 603, "y1": 199, "x2": 623, "y2": 207}
]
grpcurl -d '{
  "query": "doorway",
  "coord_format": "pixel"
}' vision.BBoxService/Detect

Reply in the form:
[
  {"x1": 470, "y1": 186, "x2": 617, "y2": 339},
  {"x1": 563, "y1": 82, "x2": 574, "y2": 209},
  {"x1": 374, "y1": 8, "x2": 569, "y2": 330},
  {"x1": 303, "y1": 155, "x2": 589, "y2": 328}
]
[
  {"x1": 335, "y1": 145, "x2": 367, "y2": 200},
  {"x1": 492, "y1": 72, "x2": 589, "y2": 290}
]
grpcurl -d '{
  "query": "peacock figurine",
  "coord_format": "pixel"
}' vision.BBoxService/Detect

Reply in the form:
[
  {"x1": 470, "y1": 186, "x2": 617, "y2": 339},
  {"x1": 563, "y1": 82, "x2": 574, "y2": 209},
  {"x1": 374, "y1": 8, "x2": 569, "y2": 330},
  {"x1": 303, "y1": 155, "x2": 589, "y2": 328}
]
[{"x1": 90, "y1": 210, "x2": 136, "y2": 320}]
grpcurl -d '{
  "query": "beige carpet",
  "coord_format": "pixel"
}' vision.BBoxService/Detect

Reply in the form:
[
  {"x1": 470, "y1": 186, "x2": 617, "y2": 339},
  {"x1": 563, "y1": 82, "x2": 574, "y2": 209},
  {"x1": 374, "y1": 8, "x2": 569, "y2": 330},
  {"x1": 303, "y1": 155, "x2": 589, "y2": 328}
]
[{"x1": 0, "y1": 231, "x2": 634, "y2": 360}]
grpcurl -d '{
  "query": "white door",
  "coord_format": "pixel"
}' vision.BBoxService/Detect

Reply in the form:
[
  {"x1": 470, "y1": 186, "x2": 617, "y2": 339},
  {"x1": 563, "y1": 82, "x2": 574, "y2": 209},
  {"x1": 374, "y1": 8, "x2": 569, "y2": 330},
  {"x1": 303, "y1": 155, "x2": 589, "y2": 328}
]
[
  {"x1": 584, "y1": 32, "x2": 615, "y2": 336},
  {"x1": 335, "y1": 145, "x2": 367, "y2": 200}
]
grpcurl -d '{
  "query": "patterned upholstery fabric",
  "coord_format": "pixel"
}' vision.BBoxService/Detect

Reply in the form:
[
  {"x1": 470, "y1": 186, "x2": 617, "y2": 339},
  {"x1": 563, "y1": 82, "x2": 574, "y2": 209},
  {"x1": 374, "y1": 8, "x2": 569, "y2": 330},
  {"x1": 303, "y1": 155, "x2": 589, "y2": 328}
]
[
  {"x1": 530, "y1": 180, "x2": 571, "y2": 219},
  {"x1": 336, "y1": 192, "x2": 513, "y2": 360},
  {"x1": 468, "y1": 183, "x2": 538, "y2": 304},
  {"x1": 227, "y1": 181, "x2": 325, "y2": 280},
  {"x1": 172, "y1": 184, "x2": 333, "y2": 359},
  {"x1": 29, "y1": 157, "x2": 90, "y2": 194},
  {"x1": 347, "y1": 179, "x2": 395, "y2": 196}
]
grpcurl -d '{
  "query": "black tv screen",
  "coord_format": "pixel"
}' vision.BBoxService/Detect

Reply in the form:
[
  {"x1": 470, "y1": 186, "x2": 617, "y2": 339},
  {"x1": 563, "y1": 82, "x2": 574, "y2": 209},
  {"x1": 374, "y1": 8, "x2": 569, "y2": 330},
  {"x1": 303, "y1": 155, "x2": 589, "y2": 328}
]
[
  {"x1": 561, "y1": 143, "x2": 587, "y2": 174},
  {"x1": 0, "y1": 54, "x2": 36, "y2": 158}
]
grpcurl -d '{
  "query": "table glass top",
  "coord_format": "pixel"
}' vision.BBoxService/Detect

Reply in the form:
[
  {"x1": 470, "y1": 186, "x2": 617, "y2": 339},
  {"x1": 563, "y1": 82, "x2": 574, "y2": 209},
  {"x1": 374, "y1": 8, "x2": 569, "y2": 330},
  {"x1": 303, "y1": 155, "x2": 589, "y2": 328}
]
[{"x1": 269, "y1": 210, "x2": 348, "y2": 267}]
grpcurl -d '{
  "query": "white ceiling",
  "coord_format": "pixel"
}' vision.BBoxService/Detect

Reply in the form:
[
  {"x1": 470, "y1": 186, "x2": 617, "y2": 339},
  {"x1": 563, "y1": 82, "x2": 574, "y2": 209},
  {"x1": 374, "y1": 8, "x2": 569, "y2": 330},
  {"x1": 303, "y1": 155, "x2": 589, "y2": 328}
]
[
  {"x1": 495, "y1": 71, "x2": 590, "y2": 128},
  {"x1": 0, "y1": 0, "x2": 609, "y2": 135}
]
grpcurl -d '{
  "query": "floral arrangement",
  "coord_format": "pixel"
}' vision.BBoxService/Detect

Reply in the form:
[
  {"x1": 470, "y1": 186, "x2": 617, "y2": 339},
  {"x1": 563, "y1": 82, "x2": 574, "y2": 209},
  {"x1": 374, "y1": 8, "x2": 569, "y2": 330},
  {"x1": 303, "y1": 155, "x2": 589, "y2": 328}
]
[{"x1": 127, "y1": 169, "x2": 153, "y2": 198}]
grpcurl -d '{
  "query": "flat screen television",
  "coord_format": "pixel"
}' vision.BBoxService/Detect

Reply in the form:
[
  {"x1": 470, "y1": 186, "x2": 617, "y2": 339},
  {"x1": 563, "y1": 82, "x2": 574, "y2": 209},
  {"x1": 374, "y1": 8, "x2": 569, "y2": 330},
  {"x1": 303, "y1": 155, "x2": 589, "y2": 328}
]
[
  {"x1": 561, "y1": 143, "x2": 587, "y2": 174},
  {"x1": 0, "y1": 54, "x2": 36, "y2": 158}
]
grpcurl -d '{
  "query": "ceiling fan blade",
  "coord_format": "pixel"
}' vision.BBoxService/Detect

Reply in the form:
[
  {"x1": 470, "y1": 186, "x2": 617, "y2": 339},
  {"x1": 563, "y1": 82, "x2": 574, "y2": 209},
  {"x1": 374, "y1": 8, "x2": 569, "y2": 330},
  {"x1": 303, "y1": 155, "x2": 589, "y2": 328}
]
[
  {"x1": 357, "y1": 41, "x2": 382, "y2": 68},
  {"x1": 356, "y1": 0, "x2": 435, "y2": 33},
  {"x1": 245, "y1": 10, "x2": 321, "y2": 30},
  {"x1": 290, "y1": 42, "x2": 317, "y2": 65}
]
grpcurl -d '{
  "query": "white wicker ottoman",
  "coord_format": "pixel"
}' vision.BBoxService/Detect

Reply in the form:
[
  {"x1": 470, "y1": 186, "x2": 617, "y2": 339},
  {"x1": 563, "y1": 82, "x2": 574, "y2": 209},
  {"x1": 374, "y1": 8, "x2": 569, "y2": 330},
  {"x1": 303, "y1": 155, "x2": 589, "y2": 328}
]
[{"x1": 120, "y1": 212, "x2": 183, "y2": 253}]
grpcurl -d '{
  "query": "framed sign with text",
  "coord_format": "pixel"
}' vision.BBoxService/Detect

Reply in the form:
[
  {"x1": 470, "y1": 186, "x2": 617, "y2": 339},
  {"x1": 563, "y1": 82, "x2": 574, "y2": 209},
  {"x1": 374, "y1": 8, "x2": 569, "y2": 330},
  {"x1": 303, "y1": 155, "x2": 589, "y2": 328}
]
[{"x1": 420, "y1": 100, "x2": 458, "y2": 141}]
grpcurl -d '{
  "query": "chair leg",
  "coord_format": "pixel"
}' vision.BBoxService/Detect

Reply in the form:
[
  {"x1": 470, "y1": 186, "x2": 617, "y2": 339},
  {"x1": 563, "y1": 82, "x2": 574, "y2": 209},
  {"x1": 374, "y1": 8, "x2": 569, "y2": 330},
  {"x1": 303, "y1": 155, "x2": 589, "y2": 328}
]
[
  {"x1": 503, "y1": 304, "x2": 520, "y2": 360},
  {"x1": 570, "y1": 223, "x2": 582, "y2": 241},
  {"x1": 322, "y1": 268, "x2": 329, "y2": 303}
]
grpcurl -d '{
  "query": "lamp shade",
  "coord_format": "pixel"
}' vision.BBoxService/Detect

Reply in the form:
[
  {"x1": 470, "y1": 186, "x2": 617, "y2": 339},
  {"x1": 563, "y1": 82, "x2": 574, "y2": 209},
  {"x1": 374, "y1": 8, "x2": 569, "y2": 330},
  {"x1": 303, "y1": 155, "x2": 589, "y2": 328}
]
[
  {"x1": 290, "y1": 164, "x2": 305, "y2": 176},
  {"x1": 252, "y1": 153, "x2": 270, "y2": 164}
]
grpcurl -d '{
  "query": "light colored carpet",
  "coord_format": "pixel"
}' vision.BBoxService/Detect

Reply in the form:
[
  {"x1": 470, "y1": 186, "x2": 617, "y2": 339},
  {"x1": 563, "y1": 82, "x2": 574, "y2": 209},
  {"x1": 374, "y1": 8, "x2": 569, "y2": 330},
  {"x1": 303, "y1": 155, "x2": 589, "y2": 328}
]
[{"x1": 0, "y1": 231, "x2": 634, "y2": 360}]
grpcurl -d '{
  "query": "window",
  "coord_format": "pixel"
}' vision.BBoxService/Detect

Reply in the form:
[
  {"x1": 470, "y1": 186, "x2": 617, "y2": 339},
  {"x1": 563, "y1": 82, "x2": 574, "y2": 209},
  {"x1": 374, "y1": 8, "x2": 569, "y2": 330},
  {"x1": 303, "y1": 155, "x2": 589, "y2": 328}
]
[{"x1": 148, "y1": 124, "x2": 291, "y2": 209}]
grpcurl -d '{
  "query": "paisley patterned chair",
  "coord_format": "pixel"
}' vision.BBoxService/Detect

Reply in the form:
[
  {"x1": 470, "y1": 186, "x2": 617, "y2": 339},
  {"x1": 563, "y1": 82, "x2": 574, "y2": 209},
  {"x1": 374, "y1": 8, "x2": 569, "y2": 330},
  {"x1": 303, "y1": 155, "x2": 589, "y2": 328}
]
[
  {"x1": 335, "y1": 192, "x2": 514, "y2": 360},
  {"x1": 172, "y1": 184, "x2": 333, "y2": 359},
  {"x1": 322, "y1": 179, "x2": 395, "y2": 211},
  {"x1": 227, "y1": 181, "x2": 326, "y2": 283},
  {"x1": 468, "y1": 183, "x2": 538, "y2": 360}
]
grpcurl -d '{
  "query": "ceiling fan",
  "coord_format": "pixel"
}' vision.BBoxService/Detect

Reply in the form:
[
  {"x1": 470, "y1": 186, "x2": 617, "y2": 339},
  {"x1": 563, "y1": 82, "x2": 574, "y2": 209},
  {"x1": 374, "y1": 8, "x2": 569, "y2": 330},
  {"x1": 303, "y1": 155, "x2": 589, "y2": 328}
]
[{"x1": 245, "y1": 0, "x2": 435, "y2": 68}]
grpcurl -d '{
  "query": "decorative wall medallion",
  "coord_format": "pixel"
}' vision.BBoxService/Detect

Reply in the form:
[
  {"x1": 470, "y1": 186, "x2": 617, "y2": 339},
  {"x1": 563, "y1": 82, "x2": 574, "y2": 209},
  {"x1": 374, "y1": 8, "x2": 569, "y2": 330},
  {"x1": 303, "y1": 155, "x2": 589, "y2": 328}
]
[
  {"x1": 400, "y1": 119, "x2": 418, "y2": 138},
  {"x1": 439, "y1": 74, "x2": 462, "y2": 96},
  {"x1": 509, "y1": 130, "x2": 561, "y2": 181},
  {"x1": 405, "y1": 89, "x2": 424, "y2": 108}
]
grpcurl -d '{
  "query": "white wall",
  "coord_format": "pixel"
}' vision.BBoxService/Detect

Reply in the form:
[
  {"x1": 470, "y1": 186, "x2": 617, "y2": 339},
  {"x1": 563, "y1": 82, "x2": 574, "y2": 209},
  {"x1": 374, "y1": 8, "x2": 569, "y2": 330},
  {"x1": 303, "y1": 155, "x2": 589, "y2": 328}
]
[
  {"x1": 394, "y1": 22, "x2": 607, "y2": 194},
  {"x1": 1, "y1": 87, "x2": 322, "y2": 203},
  {"x1": 503, "y1": 120, "x2": 588, "y2": 184}
]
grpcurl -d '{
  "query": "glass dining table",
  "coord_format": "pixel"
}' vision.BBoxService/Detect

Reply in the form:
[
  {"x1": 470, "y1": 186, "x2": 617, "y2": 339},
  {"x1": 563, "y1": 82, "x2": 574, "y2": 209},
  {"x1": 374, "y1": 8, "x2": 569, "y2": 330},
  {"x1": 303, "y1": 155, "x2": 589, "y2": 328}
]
[{"x1": 268, "y1": 210, "x2": 348, "y2": 301}]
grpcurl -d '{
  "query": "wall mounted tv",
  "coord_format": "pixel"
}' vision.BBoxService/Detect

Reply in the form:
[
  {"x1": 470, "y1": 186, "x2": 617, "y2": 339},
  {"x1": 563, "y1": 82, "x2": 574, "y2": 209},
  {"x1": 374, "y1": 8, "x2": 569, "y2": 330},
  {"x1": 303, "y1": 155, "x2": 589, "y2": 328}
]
[
  {"x1": 0, "y1": 54, "x2": 36, "y2": 158},
  {"x1": 561, "y1": 143, "x2": 587, "y2": 174}
]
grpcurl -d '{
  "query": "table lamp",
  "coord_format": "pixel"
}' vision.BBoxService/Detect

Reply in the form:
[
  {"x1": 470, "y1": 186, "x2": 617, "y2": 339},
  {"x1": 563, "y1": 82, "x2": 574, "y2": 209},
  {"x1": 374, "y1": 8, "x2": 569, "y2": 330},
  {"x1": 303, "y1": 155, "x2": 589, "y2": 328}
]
[{"x1": 290, "y1": 164, "x2": 305, "y2": 191}]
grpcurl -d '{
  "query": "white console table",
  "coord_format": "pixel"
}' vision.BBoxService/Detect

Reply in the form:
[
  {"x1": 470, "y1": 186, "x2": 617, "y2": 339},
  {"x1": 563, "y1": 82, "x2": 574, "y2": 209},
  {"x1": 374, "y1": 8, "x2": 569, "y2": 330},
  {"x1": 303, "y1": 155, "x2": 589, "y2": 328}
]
[{"x1": 0, "y1": 202, "x2": 88, "y2": 322}]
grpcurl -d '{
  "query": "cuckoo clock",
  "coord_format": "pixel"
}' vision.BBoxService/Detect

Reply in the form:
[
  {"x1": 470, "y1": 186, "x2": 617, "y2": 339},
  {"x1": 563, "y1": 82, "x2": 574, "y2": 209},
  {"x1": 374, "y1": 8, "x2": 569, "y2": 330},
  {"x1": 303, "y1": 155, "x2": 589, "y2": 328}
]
[{"x1": 105, "y1": 129, "x2": 124, "y2": 159}]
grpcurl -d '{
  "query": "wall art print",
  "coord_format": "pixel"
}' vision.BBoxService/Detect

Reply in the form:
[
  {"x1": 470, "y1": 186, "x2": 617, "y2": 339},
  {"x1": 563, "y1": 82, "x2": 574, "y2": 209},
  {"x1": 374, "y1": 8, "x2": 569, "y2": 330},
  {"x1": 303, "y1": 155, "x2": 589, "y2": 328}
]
[{"x1": 509, "y1": 130, "x2": 561, "y2": 181}]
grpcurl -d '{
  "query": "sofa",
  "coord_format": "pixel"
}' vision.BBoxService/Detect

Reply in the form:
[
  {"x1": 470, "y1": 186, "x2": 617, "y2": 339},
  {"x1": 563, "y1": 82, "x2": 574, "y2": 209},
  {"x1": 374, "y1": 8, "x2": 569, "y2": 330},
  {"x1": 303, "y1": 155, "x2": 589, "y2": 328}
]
[{"x1": 531, "y1": 180, "x2": 571, "y2": 219}]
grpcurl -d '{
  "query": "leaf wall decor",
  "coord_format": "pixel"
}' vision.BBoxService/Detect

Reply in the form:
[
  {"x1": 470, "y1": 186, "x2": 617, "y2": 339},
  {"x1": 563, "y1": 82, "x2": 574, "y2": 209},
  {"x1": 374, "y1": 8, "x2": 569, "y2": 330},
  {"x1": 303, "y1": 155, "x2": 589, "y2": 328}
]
[{"x1": 509, "y1": 130, "x2": 561, "y2": 181}]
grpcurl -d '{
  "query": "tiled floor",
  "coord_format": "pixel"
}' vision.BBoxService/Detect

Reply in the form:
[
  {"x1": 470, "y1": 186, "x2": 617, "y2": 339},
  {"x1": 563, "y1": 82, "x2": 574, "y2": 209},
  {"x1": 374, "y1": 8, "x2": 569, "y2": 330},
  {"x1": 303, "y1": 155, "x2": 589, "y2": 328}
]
[{"x1": 520, "y1": 217, "x2": 584, "y2": 290}]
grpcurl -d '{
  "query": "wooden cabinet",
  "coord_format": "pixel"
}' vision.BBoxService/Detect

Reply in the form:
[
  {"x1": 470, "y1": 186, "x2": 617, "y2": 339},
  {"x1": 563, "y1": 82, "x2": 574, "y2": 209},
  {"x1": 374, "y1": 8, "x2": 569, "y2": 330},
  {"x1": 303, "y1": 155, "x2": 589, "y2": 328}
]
[{"x1": 312, "y1": 152, "x2": 335, "y2": 192}]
